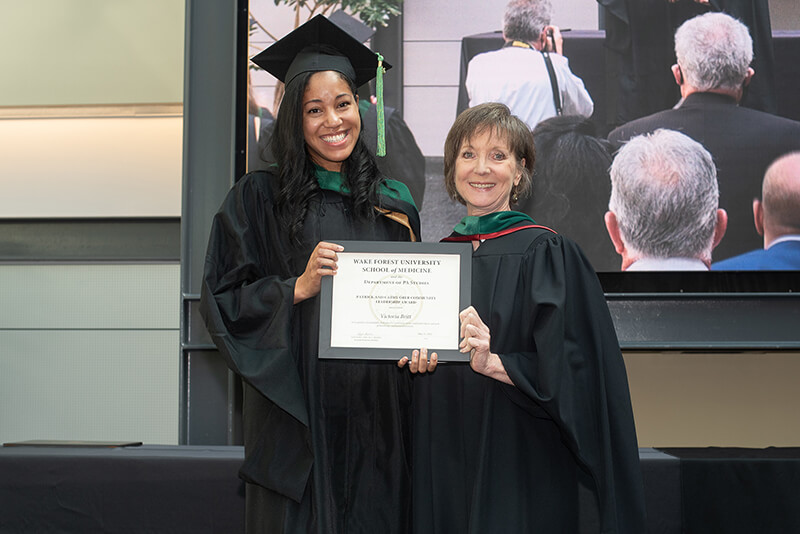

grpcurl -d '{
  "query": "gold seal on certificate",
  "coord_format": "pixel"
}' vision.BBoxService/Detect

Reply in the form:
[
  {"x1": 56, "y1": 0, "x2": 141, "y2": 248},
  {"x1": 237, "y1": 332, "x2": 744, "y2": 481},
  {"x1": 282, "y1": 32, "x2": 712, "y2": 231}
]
[{"x1": 319, "y1": 241, "x2": 472, "y2": 361}]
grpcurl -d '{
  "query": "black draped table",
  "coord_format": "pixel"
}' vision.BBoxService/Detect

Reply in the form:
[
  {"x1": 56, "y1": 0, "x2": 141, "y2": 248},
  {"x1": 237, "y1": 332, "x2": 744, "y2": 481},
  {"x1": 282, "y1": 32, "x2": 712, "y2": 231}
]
[
  {"x1": 658, "y1": 447, "x2": 800, "y2": 534},
  {"x1": 1, "y1": 444, "x2": 799, "y2": 533},
  {"x1": 0, "y1": 445, "x2": 245, "y2": 534},
  {"x1": 457, "y1": 30, "x2": 800, "y2": 135}
]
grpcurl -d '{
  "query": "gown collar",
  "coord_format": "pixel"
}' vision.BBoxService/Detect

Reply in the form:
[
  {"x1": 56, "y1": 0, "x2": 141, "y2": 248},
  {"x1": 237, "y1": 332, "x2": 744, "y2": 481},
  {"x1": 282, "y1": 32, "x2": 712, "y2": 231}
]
[
  {"x1": 314, "y1": 165, "x2": 415, "y2": 207},
  {"x1": 314, "y1": 165, "x2": 419, "y2": 242},
  {"x1": 443, "y1": 211, "x2": 555, "y2": 242}
]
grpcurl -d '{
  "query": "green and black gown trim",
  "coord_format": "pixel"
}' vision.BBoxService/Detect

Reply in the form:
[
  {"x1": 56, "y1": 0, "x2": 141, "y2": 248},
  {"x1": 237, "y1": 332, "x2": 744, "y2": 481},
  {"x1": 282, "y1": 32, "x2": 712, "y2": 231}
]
[
  {"x1": 442, "y1": 211, "x2": 554, "y2": 242},
  {"x1": 315, "y1": 165, "x2": 419, "y2": 242}
]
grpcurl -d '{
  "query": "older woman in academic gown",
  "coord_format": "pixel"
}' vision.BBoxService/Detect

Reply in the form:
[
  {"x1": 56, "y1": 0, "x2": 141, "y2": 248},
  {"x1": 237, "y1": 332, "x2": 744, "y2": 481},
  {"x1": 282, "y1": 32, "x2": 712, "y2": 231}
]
[{"x1": 402, "y1": 102, "x2": 645, "y2": 533}]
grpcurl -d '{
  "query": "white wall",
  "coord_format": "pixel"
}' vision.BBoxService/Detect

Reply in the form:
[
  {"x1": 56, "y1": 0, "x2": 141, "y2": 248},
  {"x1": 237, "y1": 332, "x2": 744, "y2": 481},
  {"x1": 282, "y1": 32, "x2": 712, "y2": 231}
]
[
  {"x1": 0, "y1": 1, "x2": 184, "y2": 219},
  {"x1": 0, "y1": 1, "x2": 184, "y2": 106},
  {"x1": 0, "y1": 1, "x2": 184, "y2": 445},
  {"x1": 0, "y1": 264, "x2": 180, "y2": 445},
  {"x1": 771, "y1": 0, "x2": 800, "y2": 31},
  {"x1": 0, "y1": 114, "x2": 182, "y2": 217},
  {"x1": 625, "y1": 351, "x2": 800, "y2": 447}
]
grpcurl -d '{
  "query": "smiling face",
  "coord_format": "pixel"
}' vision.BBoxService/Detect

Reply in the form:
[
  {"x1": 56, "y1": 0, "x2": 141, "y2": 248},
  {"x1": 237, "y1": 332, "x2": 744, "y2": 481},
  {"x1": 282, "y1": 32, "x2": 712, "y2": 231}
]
[
  {"x1": 301, "y1": 70, "x2": 360, "y2": 172},
  {"x1": 454, "y1": 129, "x2": 523, "y2": 217}
]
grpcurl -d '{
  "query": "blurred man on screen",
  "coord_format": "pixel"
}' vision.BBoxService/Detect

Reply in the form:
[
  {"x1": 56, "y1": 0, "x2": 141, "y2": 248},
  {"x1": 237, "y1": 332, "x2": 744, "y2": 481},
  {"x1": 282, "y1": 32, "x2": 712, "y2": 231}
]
[
  {"x1": 605, "y1": 129, "x2": 727, "y2": 271},
  {"x1": 607, "y1": 12, "x2": 800, "y2": 261},
  {"x1": 465, "y1": 0, "x2": 593, "y2": 130},
  {"x1": 713, "y1": 152, "x2": 800, "y2": 270}
]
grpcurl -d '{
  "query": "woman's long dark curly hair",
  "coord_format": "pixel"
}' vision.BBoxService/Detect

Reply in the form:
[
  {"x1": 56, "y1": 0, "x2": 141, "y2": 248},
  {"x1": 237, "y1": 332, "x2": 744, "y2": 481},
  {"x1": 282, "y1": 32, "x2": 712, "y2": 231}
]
[{"x1": 271, "y1": 55, "x2": 386, "y2": 244}]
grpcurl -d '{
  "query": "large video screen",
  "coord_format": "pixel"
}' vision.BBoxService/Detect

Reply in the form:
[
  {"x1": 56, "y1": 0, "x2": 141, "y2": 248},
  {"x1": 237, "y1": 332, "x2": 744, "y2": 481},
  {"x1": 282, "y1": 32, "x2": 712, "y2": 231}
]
[{"x1": 238, "y1": 1, "x2": 800, "y2": 347}]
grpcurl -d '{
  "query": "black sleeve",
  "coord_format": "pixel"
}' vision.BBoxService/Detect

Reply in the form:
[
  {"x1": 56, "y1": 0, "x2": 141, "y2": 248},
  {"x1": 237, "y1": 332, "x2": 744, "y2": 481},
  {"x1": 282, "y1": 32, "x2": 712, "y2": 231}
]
[
  {"x1": 199, "y1": 174, "x2": 309, "y2": 427},
  {"x1": 499, "y1": 235, "x2": 647, "y2": 534}
]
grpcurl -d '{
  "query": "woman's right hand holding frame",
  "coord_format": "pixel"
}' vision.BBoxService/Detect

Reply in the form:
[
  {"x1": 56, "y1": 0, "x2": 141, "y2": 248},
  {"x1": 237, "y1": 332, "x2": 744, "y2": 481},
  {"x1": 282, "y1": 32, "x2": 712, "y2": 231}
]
[{"x1": 294, "y1": 241, "x2": 344, "y2": 304}]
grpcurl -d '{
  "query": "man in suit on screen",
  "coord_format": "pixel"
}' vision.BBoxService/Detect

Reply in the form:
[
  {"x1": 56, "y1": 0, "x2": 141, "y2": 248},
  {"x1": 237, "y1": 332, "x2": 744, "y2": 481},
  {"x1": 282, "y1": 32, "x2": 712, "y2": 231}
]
[
  {"x1": 713, "y1": 152, "x2": 800, "y2": 270},
  {"x1": 605, "y1": 129, "x2": 728, "y2": 271},
  {"x1": 607, "y1": 12, "x2": 800, "y2": 261}
]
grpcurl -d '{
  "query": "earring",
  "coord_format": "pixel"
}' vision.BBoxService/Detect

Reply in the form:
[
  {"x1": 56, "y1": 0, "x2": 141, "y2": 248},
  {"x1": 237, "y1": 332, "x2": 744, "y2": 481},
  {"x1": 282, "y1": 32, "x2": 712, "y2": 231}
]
[{"x1": 511, "y1": 187, "x2": 519, "y2": 203}]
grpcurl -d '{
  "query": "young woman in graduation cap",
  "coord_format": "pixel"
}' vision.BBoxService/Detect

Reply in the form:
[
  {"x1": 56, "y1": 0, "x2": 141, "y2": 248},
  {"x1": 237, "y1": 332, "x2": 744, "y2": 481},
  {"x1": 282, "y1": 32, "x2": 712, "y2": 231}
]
[
  {"x1": 402, "y1": 103, "x2": 647, "y2": 533},
  {"x1": 200, "y1": 15, "x2": 420, "y2": 534}
]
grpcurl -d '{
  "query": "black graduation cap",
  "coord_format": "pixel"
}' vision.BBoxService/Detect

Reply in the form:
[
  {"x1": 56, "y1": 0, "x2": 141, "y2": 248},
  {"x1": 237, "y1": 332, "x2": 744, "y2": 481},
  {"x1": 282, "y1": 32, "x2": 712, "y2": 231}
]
[
  {"x1": 251, "y1": 14, "x2": 391, "y2": 89},
  {"x1": 328, "y1": 10, "x2": 375, "y2": 44}
]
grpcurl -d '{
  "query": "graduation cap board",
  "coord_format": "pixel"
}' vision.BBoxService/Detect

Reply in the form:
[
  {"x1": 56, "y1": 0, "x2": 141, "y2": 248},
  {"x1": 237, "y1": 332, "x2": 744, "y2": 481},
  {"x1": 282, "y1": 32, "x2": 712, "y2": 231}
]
[
  {"x1": 251, "y1": 14, "x2": 392, "y2": 155},
  {"x1": 251, "y1": 14, "x2": 391, "y2": 89}
]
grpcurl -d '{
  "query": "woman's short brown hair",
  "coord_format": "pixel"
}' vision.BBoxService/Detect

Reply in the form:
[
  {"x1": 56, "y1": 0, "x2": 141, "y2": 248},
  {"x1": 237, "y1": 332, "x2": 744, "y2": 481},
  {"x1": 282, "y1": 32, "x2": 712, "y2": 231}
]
[{"x1": 443, "y1": 102, "x2": 535, "y2": 206}]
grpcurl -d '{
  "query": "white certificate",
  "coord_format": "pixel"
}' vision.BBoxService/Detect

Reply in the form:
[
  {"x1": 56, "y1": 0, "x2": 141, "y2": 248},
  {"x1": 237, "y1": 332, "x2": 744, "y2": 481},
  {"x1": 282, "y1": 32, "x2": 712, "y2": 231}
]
[{"x1": 319, "y1": 241, "x2": 472, "y2": 361}]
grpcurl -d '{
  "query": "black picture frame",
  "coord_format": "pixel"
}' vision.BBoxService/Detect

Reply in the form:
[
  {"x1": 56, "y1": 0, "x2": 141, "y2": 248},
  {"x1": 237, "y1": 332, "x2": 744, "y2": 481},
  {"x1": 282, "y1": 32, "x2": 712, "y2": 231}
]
[{"x1": 319, "y1": 240, "x2": 472, "y2": 361}]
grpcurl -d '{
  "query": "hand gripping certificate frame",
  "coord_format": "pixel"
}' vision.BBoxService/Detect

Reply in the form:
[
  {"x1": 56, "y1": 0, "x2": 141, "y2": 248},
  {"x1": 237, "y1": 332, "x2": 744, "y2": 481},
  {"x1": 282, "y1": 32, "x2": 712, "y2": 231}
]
[{"x1": 319, "y1": 241, "x2": 472, "y2": 361}]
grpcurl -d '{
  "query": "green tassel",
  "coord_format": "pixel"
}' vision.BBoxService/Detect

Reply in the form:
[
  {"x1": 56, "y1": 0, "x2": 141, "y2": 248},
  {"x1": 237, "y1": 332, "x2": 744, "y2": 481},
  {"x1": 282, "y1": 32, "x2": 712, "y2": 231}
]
[{"x1": 376, "y1": 53, "x2": 386, "y2": 157}]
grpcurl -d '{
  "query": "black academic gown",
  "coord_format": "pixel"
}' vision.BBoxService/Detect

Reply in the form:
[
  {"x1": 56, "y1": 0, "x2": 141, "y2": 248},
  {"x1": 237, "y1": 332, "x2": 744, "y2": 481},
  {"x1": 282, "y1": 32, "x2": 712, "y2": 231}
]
[
  {"x1": 412, "y1": 224, "x2": 646, "y2": 533},
  {"x1": 200, "y1": 169, "x2": 420, "y2": 534}
]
